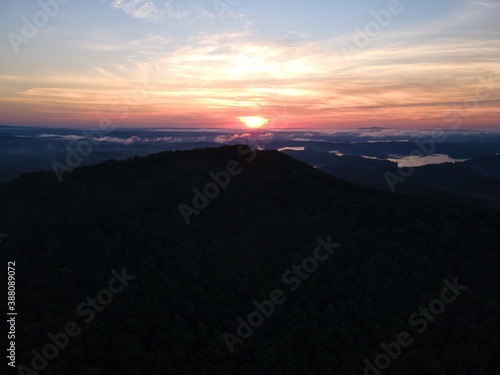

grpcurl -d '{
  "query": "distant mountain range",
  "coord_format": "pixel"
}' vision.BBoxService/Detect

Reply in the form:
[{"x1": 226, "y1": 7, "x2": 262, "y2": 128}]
[
  {"x1": 283, "y1": 150, "x2": 500, "y2": 209},
  {"x1": 1, "y1": 125, "x2": 499, "y2": 209}
]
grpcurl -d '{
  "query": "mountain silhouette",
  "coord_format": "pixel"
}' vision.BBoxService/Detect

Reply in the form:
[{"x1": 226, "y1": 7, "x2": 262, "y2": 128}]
[{"x1": 1, "y1": 145, "x2": 499, "y2": 374}]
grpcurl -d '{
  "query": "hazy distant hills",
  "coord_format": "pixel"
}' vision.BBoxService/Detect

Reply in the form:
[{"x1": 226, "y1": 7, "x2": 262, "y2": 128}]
[
  {"x1": 1, "y1": 146, "x2": 499, "y2": 374},
  {"x1": 1, "y1": 125, "x2": 499, "y2": 208},
  {"x1": 304, "y1": 140, "x2": 500, "y2": 159},
  {"x1": 464, "y1": 155, "x2": 500, "y2": 177},
  {"x1": 284, "y1": 150, "x2": 500, "y2": 209}
]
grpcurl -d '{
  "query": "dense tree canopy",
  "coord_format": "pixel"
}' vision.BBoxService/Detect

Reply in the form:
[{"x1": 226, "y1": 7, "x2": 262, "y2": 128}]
[{"x1": 1, "y1": 146, "x2": 499, "y2": 374}]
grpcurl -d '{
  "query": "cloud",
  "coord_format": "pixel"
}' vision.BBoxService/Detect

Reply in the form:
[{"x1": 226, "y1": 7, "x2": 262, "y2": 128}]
[
  {"x1": 110, "y1": 0, "x2": 187, "y2": 20},
  {"x1": 2, "y1": 0, "x2": 499, "y2": 128},
  {"x1": 214, "y1": 133, "x2": 252, "y2": 143},
  {"x1": 38, "y1": 134, "x2": 86, "y2": 140},
  {"x1": 108, "y1": 0, "x2": 237, "y2": 21}
]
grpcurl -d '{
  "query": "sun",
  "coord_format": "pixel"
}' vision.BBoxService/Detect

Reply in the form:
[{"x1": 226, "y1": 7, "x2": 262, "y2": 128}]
[{"x1": 239, "y1": 116, "x2": 269, "y2": 129}]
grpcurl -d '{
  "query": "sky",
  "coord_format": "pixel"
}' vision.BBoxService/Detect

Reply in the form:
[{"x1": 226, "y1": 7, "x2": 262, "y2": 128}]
[{"x1": 0, "y1": 0, "x2": 499, "y2": 129}]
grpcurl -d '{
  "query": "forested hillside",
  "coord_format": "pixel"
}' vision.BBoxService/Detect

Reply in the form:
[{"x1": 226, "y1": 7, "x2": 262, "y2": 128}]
[{"x1": 1, "y1": 146, "x2": 499, "y2": 375}]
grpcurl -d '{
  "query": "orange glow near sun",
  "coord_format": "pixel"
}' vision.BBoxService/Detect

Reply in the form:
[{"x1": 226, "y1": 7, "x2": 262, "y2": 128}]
[{"x1": 239, "y1": 116, "x2": 269, "y2": 128}]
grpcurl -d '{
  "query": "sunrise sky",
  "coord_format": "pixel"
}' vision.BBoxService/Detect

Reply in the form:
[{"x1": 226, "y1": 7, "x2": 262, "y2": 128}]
[{"x1": 0, "y1": 0, "x2": 499, "y2": 129}]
